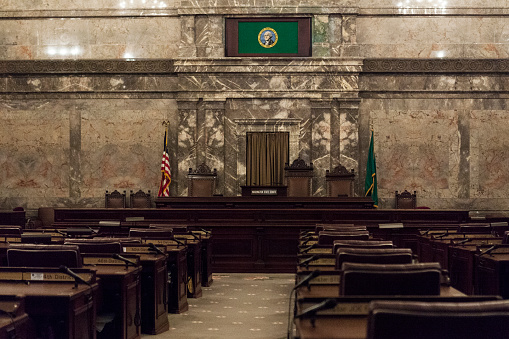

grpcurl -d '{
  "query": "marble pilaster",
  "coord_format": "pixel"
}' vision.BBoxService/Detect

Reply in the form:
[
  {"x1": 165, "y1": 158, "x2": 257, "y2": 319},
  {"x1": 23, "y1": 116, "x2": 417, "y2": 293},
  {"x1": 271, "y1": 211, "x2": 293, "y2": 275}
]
[
  {"x1": 177, "y1": 99, "x2": 199, "y2": 196},
  {"x1": 179, "y1": 15, "x2": 197, "y2": 58},
  {"x1": 310, "y1": 99, "x2": 332, "y2": 196},
  {"x1": 201, "y1": 100, "x2": 226, "y2": 194}
]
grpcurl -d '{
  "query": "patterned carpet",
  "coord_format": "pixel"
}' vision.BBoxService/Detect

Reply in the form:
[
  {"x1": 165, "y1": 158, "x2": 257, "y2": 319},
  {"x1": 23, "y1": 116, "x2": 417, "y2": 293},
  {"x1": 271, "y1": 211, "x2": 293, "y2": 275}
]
[{"x1": 143, "y1": 273, "x2": 295, "y2": 339}]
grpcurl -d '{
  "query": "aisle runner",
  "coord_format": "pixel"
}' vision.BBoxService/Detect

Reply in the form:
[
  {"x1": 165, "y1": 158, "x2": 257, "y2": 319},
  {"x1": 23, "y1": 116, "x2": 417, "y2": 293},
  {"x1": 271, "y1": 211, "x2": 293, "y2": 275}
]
[{"x1": 143, "y1": 273, "x2": 294, "y2": 339}]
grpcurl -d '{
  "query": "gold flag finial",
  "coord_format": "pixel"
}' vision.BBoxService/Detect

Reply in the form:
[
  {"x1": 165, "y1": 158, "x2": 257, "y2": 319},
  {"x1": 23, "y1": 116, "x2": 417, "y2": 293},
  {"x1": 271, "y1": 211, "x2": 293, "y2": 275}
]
[{"x1": 162, "y1": 120, "x2": 170, "y2": 127}]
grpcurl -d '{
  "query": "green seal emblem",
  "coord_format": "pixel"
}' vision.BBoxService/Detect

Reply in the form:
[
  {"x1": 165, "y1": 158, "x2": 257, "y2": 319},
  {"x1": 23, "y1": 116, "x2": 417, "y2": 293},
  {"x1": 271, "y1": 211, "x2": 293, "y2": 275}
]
[{"x1": 258, "y1": 27, "x2": 278, "y2": 48}]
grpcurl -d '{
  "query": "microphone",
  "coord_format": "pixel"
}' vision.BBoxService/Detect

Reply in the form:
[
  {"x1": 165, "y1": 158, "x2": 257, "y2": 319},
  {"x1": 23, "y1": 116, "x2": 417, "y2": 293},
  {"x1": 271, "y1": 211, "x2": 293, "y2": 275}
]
[
  {"x1": 172, "y1": 238, "x2": 186, "y2": 246},
  {"x1": 293, "y1": 270, "x2": 321, "y2": 291},
  {"x1": 296, "y1": 298, "x2": 338, "y2": 319},
  {"x1": 300, "y1": 243, "x2": 317, "y2": 254},
  {"x1": 54, "y1": 229, "x2": 70, "y2": 238},
  {"x1": 112, "y1": 253, "x2": 138, "y2": 267},
  {"x1": 59, "y1": 265, "x2": 91, "y2": 286},
  {"x1": 298, "y1": 254, "x2": 321, "y2": 268},
  {"x1": 147, "y1": 243, "x2": 165, "y2": 255}
]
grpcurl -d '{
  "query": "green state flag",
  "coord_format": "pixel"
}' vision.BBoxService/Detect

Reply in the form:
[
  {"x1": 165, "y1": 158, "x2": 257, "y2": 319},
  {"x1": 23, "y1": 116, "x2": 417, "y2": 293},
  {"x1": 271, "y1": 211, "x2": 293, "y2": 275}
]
[
  {"x1": 238, "y1": 21, "x2": 299, "y2": 54},
  {"x1": 365, "y1": 130, "x2": 378, "y2": 208}
]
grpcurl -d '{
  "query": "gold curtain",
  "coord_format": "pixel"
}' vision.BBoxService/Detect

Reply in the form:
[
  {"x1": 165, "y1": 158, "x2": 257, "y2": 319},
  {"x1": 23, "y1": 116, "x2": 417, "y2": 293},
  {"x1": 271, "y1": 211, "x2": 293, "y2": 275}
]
[{"x1": 246, "y1": 132, "x2": 289, "y2": 186}]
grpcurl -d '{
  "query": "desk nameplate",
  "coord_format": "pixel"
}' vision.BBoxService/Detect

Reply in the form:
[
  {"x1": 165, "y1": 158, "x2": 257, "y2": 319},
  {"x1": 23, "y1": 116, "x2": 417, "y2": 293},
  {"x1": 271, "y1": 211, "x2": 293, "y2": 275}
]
[
  {"x1": 141, "y1": 239, "x2": 183, "y2": 246},
  {"x1": 24, "y1": 272, "x2": 93, "y2": 282},
  {"x1": 83, "y1": 257, "x2": 126, "y2": 266},
  {"x1": 0, "y1": 237, "x2": 21, "y2": 243},
  {"x1": 251, "y1": 189, "x2": 278, "y2": 196},
  {"x1": 305, "y1": 248, "x2": 333, "y2": 254},
  {"x1": 296, "y1": 275, "x2": 340, "y2": 285}
]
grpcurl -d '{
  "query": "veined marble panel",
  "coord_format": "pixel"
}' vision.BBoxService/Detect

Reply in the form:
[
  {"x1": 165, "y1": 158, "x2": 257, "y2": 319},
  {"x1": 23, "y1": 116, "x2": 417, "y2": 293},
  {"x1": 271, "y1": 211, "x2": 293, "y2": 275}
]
[
  {"x1": 176, "y1": 74, "x2": 359, "y2": 97},
  {"x1": 0, "y1": 0, "x2": 177, "y2": 11},
  {"x1": 0, "y1": 17, "x2": 180, "y2": 60},
  {"x1": 80, "y1": 99, "x2": 176, "y2": 201},
  {"x1": 359, "y1": 0, "x2": 509, "y2": 7},
  {"x1": 371, "y1": 109, "x2": 461, "y2": 203},
  {"x1": 0, "y1": 100, "x2": 70, "y2": 209},
  {"x1": 471, "y1": 110, "x2": 509, "y2": 198},
  {"x1": 358, "y1": 17, "x2": 509, "y2": 59}
]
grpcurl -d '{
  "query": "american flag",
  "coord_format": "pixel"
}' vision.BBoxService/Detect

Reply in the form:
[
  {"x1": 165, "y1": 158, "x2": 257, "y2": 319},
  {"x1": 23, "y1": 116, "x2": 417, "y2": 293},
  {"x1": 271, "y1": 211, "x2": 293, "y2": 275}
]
[{"x1": 158, "y1": 128, "x2": 171, "y2": 197}]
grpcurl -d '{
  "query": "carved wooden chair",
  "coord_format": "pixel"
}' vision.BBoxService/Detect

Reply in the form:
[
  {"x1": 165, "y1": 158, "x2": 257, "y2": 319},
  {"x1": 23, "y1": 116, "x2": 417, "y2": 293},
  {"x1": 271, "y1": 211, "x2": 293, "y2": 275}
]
[
  {"x1": 105, "y1": 189, "x2": 126, "y2": 208},
  {"x1": 325, "y1": 164, "x2": 355, "y2": 197},
  {"x1": 284, "y1": 158, "x2": 313, "y2": 197},
  {"x1": 395, "y1": 190, "x2": 417, "y2": 209},
  {"x1": 187, "y1": 163, "x2": 217, "y2": 197},
  {"x1": 129, "y1": 189, "x2": 151, "y2": 208}
]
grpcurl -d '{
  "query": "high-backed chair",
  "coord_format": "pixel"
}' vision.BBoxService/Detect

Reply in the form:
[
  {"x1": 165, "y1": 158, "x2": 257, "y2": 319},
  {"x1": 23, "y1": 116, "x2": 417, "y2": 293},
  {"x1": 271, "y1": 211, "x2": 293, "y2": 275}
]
[
  {"x1": 105, "y1": 189, "x2": 127, "y2": 208},
  {"x1": 284, "y1": 158, "x2": 313, "y2": 197},
  {"x1": 336, "y1": 248, "x2": 414, "y2": 268},
  {"x1": 7, "y1": 244, "x2": 82, "y2": 268},
  {"x1": 395, "y1": 190, "x2": 417, "y2": 209},
  {"x1": 367, "y1": 300, "x2": 509, "y2": 339},
  {"x1": 129, "y1": 189, "x2": 151, "y2": 208},
  {"x1": 325, "y1": 164, "x2": 355, "y2": 197},
  {"x1": 187, "y1": 163, "x2": 217, "y2": 197},
  {"x1": 340, "y1": 262, "x2": 442, "y2": 296}
]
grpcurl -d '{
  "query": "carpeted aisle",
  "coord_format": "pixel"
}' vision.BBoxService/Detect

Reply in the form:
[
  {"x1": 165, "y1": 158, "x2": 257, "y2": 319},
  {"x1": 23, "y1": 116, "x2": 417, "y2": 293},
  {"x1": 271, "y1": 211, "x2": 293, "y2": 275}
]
[{"x1": 142, "y1": 273, "x2": 295, "y2": 339}]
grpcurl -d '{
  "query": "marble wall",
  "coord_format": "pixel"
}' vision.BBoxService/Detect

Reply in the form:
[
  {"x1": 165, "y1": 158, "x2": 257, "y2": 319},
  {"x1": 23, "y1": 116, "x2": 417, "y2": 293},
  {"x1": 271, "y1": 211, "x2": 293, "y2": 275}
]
[{"x1": 1, "y1": 0, "x2": 509, "y2": 214}]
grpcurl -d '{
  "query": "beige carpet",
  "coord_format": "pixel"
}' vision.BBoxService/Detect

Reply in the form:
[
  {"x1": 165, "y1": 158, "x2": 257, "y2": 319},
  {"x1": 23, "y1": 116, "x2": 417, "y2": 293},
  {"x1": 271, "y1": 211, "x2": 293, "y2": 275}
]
[{"x1": 142, "y1": 273, "x2": 295, "y2": 339}]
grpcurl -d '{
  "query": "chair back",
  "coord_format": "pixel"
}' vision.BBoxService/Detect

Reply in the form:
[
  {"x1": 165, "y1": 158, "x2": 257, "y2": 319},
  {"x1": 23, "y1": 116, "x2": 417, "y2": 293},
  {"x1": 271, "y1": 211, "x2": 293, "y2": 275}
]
[
  {"x1": 336, "y1": 248, "x2": 413, "y2": 268},
  {"x1": 340, "y1": 262, "x2": 442, "y2": 296},
  {"x1": 333, "y1": 240, "x2": 393, "y2": 253},
  {"x1": 130, "y1": 189, "x2": 151, "y2": 208},
  {"x1": 318, "y1": 231, "x2": 370, "y2": 245},
  {"x1": 7, "y1": 244, "x2": 82, "y2": 268},
  {"x1": 395, "y1": 190, "x2": 416, "y2": 209},
  {"x1": 105, "y1": 190, "x2": 126, "y2": 208},
  {"x1": 367, "y1": 300, "x2": 509, "y2": 339}
]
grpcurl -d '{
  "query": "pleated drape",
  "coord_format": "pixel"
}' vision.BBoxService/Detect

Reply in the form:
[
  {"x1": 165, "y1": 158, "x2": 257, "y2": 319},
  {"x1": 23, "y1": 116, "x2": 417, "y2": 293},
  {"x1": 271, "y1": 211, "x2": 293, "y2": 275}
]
[{"x1": 246, "y1": 132, "x2": 289, "y2": 186}]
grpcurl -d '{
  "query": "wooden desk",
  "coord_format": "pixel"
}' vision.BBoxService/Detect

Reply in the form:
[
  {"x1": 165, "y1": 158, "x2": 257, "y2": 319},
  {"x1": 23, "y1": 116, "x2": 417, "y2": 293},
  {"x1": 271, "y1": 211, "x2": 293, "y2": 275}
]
[
  {"x1": 140, "y1": 239, "x2": 189, "y2": 313},
  {"x1": 293, "y1": 294, "x2": 497, "y2": 339},
  {"x1": 0, "y1": 295, "x2": 33, "y2": 339},
  {"x1": 83, "y1": 250, "x2": 168, "y2": 335},
  {"x1": 474, "y1": 245, "x2": 509, "y2": 299},
  {"x1": 82, "y1": 260, "x2": 142, "y2": 339},
  {"x1": 0, "y1": 267, "x2": 98, "y2": 339},
  {"x1": 448, "y1": 238, "x2": 502, "y2": 295}
]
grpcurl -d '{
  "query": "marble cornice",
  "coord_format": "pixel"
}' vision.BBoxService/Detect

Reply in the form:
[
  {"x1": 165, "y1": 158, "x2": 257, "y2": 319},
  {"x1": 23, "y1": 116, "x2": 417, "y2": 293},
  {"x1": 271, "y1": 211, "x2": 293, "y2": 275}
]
[
  {"x1": 0, "y1": 9, "x2": 178, "y2": 18},
  {"x1": 363, "y1": 59, "x2": 509, "y2": 73},
  {"x1": 0, "y1": 60, "x2": 175, "y2": 74},
  {"x1": 359, "y1": 7, "x2": 509, "y2": 16},
  {"x1": 177, "y1": 7, "x2": 358, "y2": 15}
]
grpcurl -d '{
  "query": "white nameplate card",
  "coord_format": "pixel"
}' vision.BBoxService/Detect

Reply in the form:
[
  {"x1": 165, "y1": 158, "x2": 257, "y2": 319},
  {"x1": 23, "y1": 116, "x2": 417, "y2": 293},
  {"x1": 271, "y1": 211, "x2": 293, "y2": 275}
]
[
  {"x1": 24, "y1": 272, "x2": 93, "y2": 282},
  {"x1": 379, "y1": 223, "x2": 404, "y2": 229}
]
